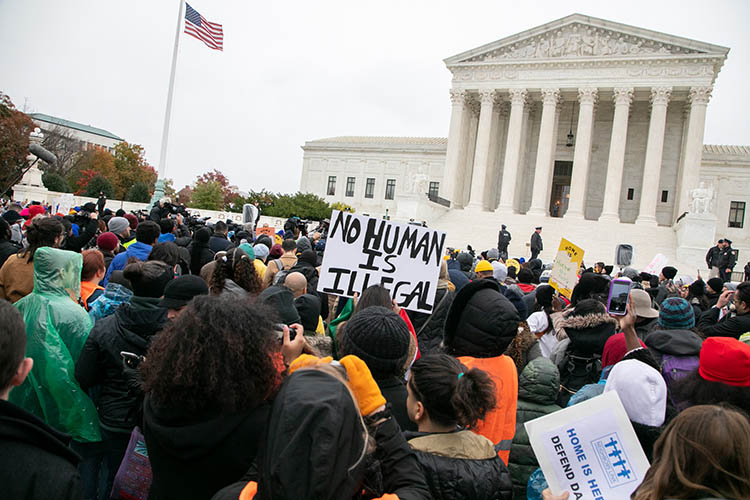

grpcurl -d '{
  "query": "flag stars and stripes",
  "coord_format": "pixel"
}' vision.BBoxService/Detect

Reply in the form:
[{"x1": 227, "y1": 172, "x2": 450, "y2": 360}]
[{"x1": 184, "y1": 3, "x2": 223, "y2": 51}]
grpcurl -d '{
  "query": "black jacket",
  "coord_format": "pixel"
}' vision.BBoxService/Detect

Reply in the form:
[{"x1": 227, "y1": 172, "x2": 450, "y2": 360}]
[
  {"x1": 213, "y1": 369, "x2": 430, "y2": 500},
  {"x1": 0, "y1": 399, "x2": 82, "y2": 500},
  {"x1": 0, "y1": 239, "x2": 20, "y2": 268},
  {"x1": 717, "y1": 247, "x2": 736, "y2": 270},
  {"x1": 405, "y1": 429, "x2": 512, "y2": 500},
  {"x1": 209, "y1": 235, "x2": 233, "y2": 253},
  {"x1": 189, "y1": 241, "x2": 214, "y2": 275},
  {"x1": 443, "y1": 279, "x2": 520, "y2": 358},
  {"x1": 410, "y1": 288, "x2": 454, "y2": 354},
  {"x1": 697, "y1": 307, "x2": 750, "y2": 339},
  {"x1": 497, "y1": 229, "x2": 511, "y2": 249},
  {"x1": 75, "y1": 296, "x2": 167, "y2": 431},
  {"x1": 377, "y1": 376, "x2": 417, "y2": 432},
  {"x1": 705, "y1": 245, "x2": 721, "y2": 268},
  {"x1": 64, "y1": 218, "x2": 98, "y2": 253},
  {"x1": 530, "y1": 232, "x2": 543, "y2": 252},
  {"x1": 144, "y1": 395, "x2": 270, "y2": 500}
]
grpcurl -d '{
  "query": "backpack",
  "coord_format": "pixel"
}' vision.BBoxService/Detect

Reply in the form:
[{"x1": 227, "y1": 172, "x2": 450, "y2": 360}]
[
  {"x1": 661, "y1": 354, "x2": 699, "y2": 409},
  {"x1": 557, "y1": 353, "x2": 602, "y2": 407},
  {"x1": 272, "y1": 258, "x2": 293, "y2": 285}
]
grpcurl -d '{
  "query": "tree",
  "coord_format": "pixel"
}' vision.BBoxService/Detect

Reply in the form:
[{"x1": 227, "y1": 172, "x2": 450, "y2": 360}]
[
  {"x1": 112, "y1": 142, "x2": 157, "y2": 199},
  {"x1": 84, "y1": 175, "x2": 115, "y2": 198},
  {"x1": 68, "y1": 147, "x2": 116, "y2": 194},
  {"x1": 265, "y1": 192, "x2": 331, "y2": 220},
  {"x1": 176, "y1": 185, "x2": 192, "y2": 205},
  {"x1": 0, "y1": 92, "x2": 35, "y2": 194},
  {"x1": 330, "y1": 201, "x2": 355, "y2": 213},
  {"x1": 190, "y1": 180, "x2": 224, "y2": 210},
  {"x1": 197, "y1": 169, "x2": 239, "y2": 207},
  {"x1": 164, "y1": 178, "x2": 176, "y2": 199},
  {"x1": 42, "y1": 171, "x2": 70, "y2": 193},
  {"x1": 244, "y1": 189, "x2": 276, "y2": 210},
  {"x1": 126, "y1": 182, "x2": 151, "y2": 202}
]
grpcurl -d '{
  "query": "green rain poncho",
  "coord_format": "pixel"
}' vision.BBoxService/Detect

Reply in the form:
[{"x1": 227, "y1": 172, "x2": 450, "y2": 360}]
[{"x1": 10, "y1": 247, "x2": 101, "y2": 442}]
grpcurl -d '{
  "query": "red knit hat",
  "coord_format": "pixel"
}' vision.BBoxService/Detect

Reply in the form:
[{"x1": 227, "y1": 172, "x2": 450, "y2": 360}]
[
  {"x1": 602, "y1": 332, "x2": 647, "y2": 368},
  {"x1": 124, "y1": 213, "x2": 139, "y2": 230},
  {"x1": 699, "y1": 337, "x2": 750, "y2": 387},
  {"x1": 97, "y1": 232, "x2": 119, "y2": 252}
]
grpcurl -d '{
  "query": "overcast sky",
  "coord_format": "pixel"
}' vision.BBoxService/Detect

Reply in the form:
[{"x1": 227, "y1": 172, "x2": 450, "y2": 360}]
[{"x1": 1, "y1": 0, "x2": 748, "y2": 194}]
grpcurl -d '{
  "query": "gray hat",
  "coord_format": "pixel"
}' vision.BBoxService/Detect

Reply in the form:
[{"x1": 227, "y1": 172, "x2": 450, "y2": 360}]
[
  {"x1": 108, "y1": 216, "x2": 129, "y2": 235},
  {"x1": 254, "y1": 243, "x2": 269, "y2": 260}
]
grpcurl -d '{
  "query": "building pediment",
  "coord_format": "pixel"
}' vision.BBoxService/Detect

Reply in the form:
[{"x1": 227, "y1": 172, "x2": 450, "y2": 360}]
[{"x1": 445, "y1": 14, "x2": 728, "y2": 66}]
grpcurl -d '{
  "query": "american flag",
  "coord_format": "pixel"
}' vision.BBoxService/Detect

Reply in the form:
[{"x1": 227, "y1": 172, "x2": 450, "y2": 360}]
[{"x1": 184, "y1": 3, "x2": 223, "y2": 51}]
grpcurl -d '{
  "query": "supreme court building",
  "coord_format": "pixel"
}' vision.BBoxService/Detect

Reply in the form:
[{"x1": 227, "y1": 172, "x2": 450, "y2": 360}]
[{"x1": 300, "y1": 14, "x2": 750, "y2": 272}]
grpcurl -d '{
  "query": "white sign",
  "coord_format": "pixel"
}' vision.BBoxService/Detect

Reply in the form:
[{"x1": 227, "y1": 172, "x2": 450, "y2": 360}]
[
  {"x1": 318, "y1": 210, "x2": 446, "y2": 314},
  {"x1": 54, "y1": 193, "x2": 75, "y2": 215},
  {"x1": 525, "y1": 391, "x2": 650, "y2": 500},
  {"x1": 643, "y1": 253, "x2": 668, "y2": 276}
]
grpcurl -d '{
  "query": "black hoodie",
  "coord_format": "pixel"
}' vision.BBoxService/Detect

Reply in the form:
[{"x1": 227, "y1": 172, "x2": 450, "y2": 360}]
[
  {"x1": 0, "y1": 399, "x2": 82, "y2": 500},
  {"x1": 75, "y1": 296, "x2": 168, "y2": 431},
  {"x1": 644, "y1": 328, "x2": 703, "y2": 366}
]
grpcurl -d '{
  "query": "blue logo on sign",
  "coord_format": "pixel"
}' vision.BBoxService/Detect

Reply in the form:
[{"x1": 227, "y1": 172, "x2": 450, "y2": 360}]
[{"x1": 591, "y1": 432, "x2": 637, "y2": 488}]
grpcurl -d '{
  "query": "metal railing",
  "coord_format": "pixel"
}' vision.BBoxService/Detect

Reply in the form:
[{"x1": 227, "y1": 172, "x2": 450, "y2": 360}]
[{"x1": 426, "y1": 192, "x2": 451, "y2": 207}]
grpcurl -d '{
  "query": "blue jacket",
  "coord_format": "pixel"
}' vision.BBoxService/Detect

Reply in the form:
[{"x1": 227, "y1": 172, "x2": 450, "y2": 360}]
[
  {"x1": 102, "y1": 242, "x2": 152, "y2": 286},
  {"x1": 157, "y1": 233, "x2": 176, "y2": 243}
]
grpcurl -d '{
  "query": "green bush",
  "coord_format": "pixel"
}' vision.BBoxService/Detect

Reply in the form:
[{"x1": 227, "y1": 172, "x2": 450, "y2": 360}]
[
  {"x1": 264, "y1": 192, "x2": 331, "y2": 220},
  {"x1": 126, "y1": 182, "x2": 151, "y2": 203},
  {"x1": 84, "y1": 175, "x2": 115, "y2": 198}
]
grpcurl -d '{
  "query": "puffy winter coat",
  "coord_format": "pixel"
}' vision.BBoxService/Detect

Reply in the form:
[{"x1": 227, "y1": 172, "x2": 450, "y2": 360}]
[
  {"x1": 410, "y1": 287, "x2": 454, "y2": 354},
  {"x1": 75, "y1": 296, "x2": 168, "y2": 431},
  {"x1": 405, "y1": 430, "x2": 512, "y2": 500},
  {"x1": 508, "y1": 358, "x2": 562, "y2": 499},
  {"x1": 644, "y1": 328, "x2": 703, "y2": 366}
]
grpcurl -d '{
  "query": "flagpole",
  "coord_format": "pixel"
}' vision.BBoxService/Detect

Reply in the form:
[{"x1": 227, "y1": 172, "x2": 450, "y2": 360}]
[{"x1": 151, "y1": 0, "x2": 185, "y2": 204}]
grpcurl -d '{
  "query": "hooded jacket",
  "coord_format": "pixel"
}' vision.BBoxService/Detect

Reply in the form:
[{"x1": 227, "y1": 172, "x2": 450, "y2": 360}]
[
  {"x1": 555, "y1": 311, "x2": 617, "y2": 406},
  {"x1": 405, "y1": 429, "x2": 512, "y2": 500},
  {"x1": 103, "y1": 241, "x2": 152, "y2": 286},
  {"x1": 410, "y1": 287, "x2": 455, "y2": 354},
  {"x1": 143, "y1": 395, "x2": 270, "y2": 500},
  {"x1": 10, "y1": 247, "x2": 101, "y2": 442},
  {"x1": 508, "y1": 358, "x2": 562, "y2": 499},
  {"x1": 644, "y1": 328, "x2": 703, "y2": 366},
  {"x1": 75, "y1": 296, "x2": 168, "y2": 431},
  {"x1": 443, "y1": 279, "x2": 520, "y2": 463},
  {"x1": 213, "y1": 370, "x2": 430, "y2": 500},
  {"x1": 0, "y1": 399, "x2": 82, "y2": 500}
]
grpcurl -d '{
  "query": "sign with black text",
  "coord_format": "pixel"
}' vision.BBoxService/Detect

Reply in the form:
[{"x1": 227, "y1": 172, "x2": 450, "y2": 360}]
[{"x1": 317, "y1": 210, "x2": 447, "y2": 314}]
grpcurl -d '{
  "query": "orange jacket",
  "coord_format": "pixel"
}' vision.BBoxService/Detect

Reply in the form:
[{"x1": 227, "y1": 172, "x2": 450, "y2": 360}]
[
  {"x1": 80, "y1": 281, "x2": 104, "y2": 310},
  {"x1": 457, "y1": 354, "x2": 518, "y2": 464}
]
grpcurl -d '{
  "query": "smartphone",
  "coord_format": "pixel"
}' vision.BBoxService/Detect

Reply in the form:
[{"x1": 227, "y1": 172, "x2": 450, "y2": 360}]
[
  {"x1": 120, "y1": 351, "x2": 145, "y2": 369},
  {"x1": 607, "y1": 277, "x2": 632, "y2": 316}
]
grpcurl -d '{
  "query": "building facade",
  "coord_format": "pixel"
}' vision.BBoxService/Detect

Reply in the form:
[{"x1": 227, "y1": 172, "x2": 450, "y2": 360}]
[
  {"x1": 29, "y1": 113, "x2": 123, "y2": 152},
  {"x1": 300, "y1": 14, "x2": 748, "y2": 272}
]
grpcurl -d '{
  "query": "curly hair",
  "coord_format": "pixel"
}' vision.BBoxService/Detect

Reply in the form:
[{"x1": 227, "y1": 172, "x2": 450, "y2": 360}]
[
  {"x1": 671, "y1": 369, "x2": 750, "y2": 414},
  {"x1": 140, "y1": 295, "x2": 282, "y2": 415},
  {"x1": 209, "y1": 247, "x2": 262, "y2": 296},
  {"x1": 22, "y1": 216, "x2": 63, "y2": 263},
  {"x1": 409, "y1": 353, "x2": 497, "y2": 429}
]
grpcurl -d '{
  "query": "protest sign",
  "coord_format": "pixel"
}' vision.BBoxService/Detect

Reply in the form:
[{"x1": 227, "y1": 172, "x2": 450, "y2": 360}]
[
  {"x1": 548, "y1": 238, "x2": 584, "y2": 299},
  {"x1": 643, "y1": 253, "x2": 668, "y2": 276},
  {"x1": 256, "y1": 225, "x2": 276, "y2": 237},
  {"x1": 525, "y1": 391, "x2": 650, "y2": 500},
  {"x1": 54, "y1": 193, "x2": 75, "y2": 215},
  {"x1": 317, "y1": 210, "x2": 446, "y2": 314}
]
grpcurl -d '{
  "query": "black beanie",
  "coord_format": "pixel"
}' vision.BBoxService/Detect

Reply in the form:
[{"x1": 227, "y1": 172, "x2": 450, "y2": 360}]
[
  {"x1": 535, "y1": 284, "x2": 555, "y2": 308},
  {"x1": 339, "y1": 306, "x2": 410, "y2": 379},
  {"x1": 661, "y1": 266, "x2": 678, "y2": 280},
  {"x1": 707, "y1": 277, "x2": 724, "y2": 294}
]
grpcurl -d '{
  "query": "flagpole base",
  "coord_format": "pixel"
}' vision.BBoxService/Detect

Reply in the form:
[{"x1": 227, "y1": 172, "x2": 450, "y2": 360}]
[{"x1": 150, "y1": 178, "x2": 166, "y2": 206}]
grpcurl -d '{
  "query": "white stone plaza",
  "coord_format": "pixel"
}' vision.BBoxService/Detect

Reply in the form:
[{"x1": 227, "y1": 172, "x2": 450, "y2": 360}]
[{"x1": 300, "y1": 14, "x2": 749, "y2": 273}]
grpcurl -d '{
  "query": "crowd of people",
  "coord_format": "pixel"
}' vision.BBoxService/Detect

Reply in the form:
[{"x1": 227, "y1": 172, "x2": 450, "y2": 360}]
[{"x1": 0, "y1": 197, "x2": 749, "y2": 500}]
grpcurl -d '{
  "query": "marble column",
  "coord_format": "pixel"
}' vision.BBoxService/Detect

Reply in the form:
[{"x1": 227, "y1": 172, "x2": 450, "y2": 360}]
[
  {"x1": 441, "y1": 90, "x2": 468, "y2": 205},
  {"x1": 675, "y1": 86, "x2": 712, "y2": 217},
  {"x1": 599, "y1": 87, "x2": 634, "y2": 222},
  {"x1": 467, "y1": 90, "x2": 497, "y2": 209},
  {"x1": 497, "y1": 88, "x2": 528, "y2": 213},
  {"x1": 460, "y1": 99, "x2": 481, "y2": 206},
  {"x1": 564, "y1": 87, "x2": 598, "y2": 219},
  {"x1": 528, "y1": 88, "x2": 560, "y2": 216},
  {"x1": 636, "y1": 86, "x2": 672, "y2": 226}
]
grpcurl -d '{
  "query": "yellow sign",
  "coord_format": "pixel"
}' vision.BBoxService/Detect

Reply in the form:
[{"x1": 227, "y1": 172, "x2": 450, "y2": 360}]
[{"x1": 548, "y1": 238, "x2": 584, "y2": 299}]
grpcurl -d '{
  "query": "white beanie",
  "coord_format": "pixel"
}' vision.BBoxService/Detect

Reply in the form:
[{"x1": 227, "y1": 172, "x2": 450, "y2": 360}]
[
  {"x1": 526, "y1": 311, "x2": 549, "y2": 334},
  {"x1": 604, "y1": 359, "x2": 667, "y2": 427},
  {"x1": 492, "y1": 261, "x2": 507, "y2": 282}
]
